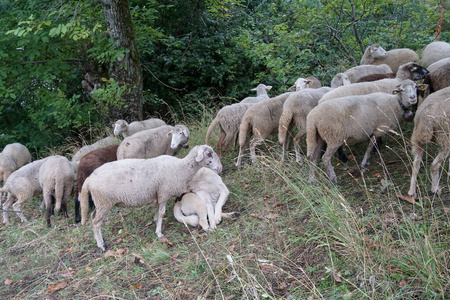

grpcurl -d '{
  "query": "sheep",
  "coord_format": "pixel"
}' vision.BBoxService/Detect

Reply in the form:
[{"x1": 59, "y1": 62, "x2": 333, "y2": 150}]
[
  {"x1": 1, "y1": 157, "x2": 50, "y2": 225},
  {"x1": 422, "y1": 60, "x2": 450, "y2": 94},
  {"x1": 235, "y1": 92, "x2": 292, "y2": 167},
  {"x1": 344, "y1": 64, "x2": 393, "y2": 83},
  {"x1": 278, "y1": 87, "x2": 333, "y2": 162},
  {"x1": 356, "y1": 72, "x2": 397, "y2": 83},
  {"x1": 71, "y1": 136, "x2": 121, "y2": 166},
  {"x1": 306, "y1": 79, "x2": 427, "y2": 184},
  {"x1": 116, "y1": 125, "x2": 189, "y2": 160},
  {"x1": 427, "y1": 57, "x2": 450, "y2": 73},
  {"x1": 330, "y1": 73, "x2": 351, "y2": 88},
  {"x1": 39, "y1": 156, "x2": 76, "y2": 227},
  {"x1": 318, "y1": 62, "x2": 429, "y2": 104},
  {"x1": 407, "y1": 86, "x2": 450, "y2": 198},
  {"x1": 0, "y1": 143, "x2": 32, "y2": 186},
  {"x1": 205, "y1": 102, "x2": 253, "y2": 158},
  {"x1": 74, "y1": 144, "x2": 119, "y2": 223},
  {"x1": 240, "y1": 84, "x2": 272, "y2": 103},
  {"x1": 360, "y1": 44, "x2": 420, "y2": 72},
  {"x1": 289, "y1": 76, "x2": 321, "y2": 91},
  {"x1": 420, "y1": 41, "x2": 450, "y2": 68},
  {"x1": 173, "y1": 168, "x2": 239, "y2": 231},
  {"x1": 80, "y1": 145, "x2": 222, "y2": 251},
  {"x1": 113, "y1": 118, "x2": 166, "y2": 138}
]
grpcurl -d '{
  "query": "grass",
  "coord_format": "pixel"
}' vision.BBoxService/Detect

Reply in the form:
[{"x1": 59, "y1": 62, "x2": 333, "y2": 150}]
[{"x1": 0, "y1": 108, "x2": 449, "y2": 299}]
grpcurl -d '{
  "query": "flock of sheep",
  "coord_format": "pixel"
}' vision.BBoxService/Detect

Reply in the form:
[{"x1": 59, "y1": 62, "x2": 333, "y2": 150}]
[{"x1": 0, "y1": 41, "x2": 449, "y2": 251}]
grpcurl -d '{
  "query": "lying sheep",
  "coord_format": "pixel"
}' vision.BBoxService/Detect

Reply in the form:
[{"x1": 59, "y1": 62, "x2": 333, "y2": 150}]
[
  {"x1": 360, "y1": 44, "x2": 420, "y2": 72},
  {"x1": 319, "y1": 62, "x2": 429, "y2": 104},
  {"x1": 113, "y1": 118, "x2": 166, "y2": 138},
  {"x1": 306, "y1": 79, "x2": 426, "y2": 184},
  {"x1": 116, "y1": 125, "x2": 189, "y2": 160},
  {"x1": 1, "y1": 158, "x2": 50, "y2": 224},
  {"x1": 174, "y1": 168, "x2": 239, "y2": 231},
  {"x1": 420, "y1": 41, "x2": 450, "y2": 68},
  {"x1": 236, "y1": 92, "x2": 292, "y2": 167},
  {"x1": 407, "y1": 86, "x2": 450, "y2": 198},
  {"x1": 289, "y1": 76, "x2": 321, "y2": 91},
  {"x1": 39, "y1": 156, "x2": 76, "y2": 227},
  {"x1": 344, "y1": 64, "x2": 393, "y2": 83},
  {"x1": 205, "y1": 103, "x2": 253, "y2": 158},
  {"x1": 80, "y1": 145, "x2": 222, "y2": 251},
  {"x1": 0, "y1": 143, "x2": 32, "y2": 186},
  {"x1": 240, "y1": 84, "x2": 272, "y2": 103},
  {"x1": 71, "y1": 136, "x2": 121, "y2": 166},
  {"x1": 74, "y1": 144, "x2": 119, "y2": 223}
]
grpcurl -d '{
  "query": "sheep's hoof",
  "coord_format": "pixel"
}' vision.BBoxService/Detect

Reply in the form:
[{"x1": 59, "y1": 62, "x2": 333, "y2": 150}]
[
  {"x1": 231, "y1": 212, "x2": 241, "y2": 219},
  {"x1": 75, "y1": 216, "x2": 81, "y2": 223}
]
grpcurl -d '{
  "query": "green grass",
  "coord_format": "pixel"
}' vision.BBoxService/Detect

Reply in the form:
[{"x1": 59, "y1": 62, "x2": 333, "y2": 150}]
[{"x1": 0, "y1": 109, "x2": 449, "y2": 299}]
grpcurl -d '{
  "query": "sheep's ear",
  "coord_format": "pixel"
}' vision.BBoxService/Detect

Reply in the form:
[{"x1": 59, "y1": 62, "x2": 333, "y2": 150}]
[
  {"x1": 266, "y1": 85, "x2": 272, "y2": 90},
  {"x1": 168, "y1": 131, "x2": 172, "y2": 136},
  {"x1": 251, "y1": 87, "x2": 257, "y2": 91},
  {"x1": 182, "y1": 128, "x2": 190, "y2": 136},
  {"x1": 195, "y1": 147, "x2": 206, "y2": 162},
  {"x1": 416, "y1": 84, "x2": 428, "y2": 91},
  {"x1": 392, "y1": 87, "x2": 402, "y2": 94},
  {"x1": 306, "y1": 80, "x2": 312, "y2": 88},
  {"x1": 288, "y1": 85, "x2": 295, "y2": 91}
]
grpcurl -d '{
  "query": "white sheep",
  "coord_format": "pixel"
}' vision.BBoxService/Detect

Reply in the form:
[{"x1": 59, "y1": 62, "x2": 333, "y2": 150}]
[
  {"x1": 236, "y1": 92, "x2": 292, "y2": 167},
  {"x1": 407, "y1": 86, "x2": 450, "y2": 198},
  {"x1": 174, "y1": 168, "x2": 239, "y2": 231},
  {"x1": 289, "y1": 76, "x2": 321, "y2": 91},
  {"x1": 306, "y1": 79, "x2": 426, "y2": 184},
  {"x1": 344, "y1": 64, "x2": 393, "y2": 83},
  {"x1": 39, "y1": 156, "x2": 76, "y2": 227},
  {"x1": 205, "y1": 102, "x2": 253, "y2": 158},
  {"x1": 0, "y1": 143, "x2": 32, "y2": 186},
  {"x1": 80, "y1": 145, "x2": 222, "y2": 251},
  {"x1": 116, "y1": 124, "x2": 190, "y2": 160},
  {"x1": 71, "y1": 136, "x2": 121, "y2": 166},
  {"x1": 330, "y1": 73, "x2": 352, "y2": 88},
  {"x1": 360, "y1": 44, "x2": 420, "y2": 72},
  {"x1": 427, "y1": 57, "x2": 450, "y2": 73},
  {"x1": 318, "y1": 62, "x2": 429, "y2": 104},
  {"x1": 420, "y1": 41, "x2": 450, "y2": 68},
  {"x1": 113, "y1": 118, "x2": 166, "y2": 138},
  {"x1": 422, "y1": 59, "x2": 450, "y2": 94},
  {"x1": 240, "y1": 84, "x2": 272, "y2": 103},
  {"x1": 1, "y1": 157, "x2": 50, "y2": 224},
  {"x1": 278, "y1": 87, "x2": 333, "y2": 162}
]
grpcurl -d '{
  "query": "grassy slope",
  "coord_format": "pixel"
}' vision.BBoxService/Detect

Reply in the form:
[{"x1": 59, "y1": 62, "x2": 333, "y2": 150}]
[{"x1": 0, "y1": 110, "x2": 449, "y2": 299}]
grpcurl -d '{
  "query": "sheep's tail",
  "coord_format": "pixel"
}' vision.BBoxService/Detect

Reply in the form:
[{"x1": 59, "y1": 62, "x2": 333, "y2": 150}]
[
  {"x1": 278, "y1": 109, "x2": 293, "y2": 144},
  {"x1": 54, "y1": 178, "x2": 64, "y2": 212},
  {"x1": 79, "y1": 177, "x2": 91, "y2": 226},
  {"x1": 205, "y1": 115, "x2": 220, "y2": 145},
  {"x1": 173, "y1": 202, "x2": 200, "y2": 227},
  {"x1": 238, "y1": 116, "x2": 252, "y2": 147},
  {"x1": 306, "y1": 117, "x2": 318, "y2": 158}
]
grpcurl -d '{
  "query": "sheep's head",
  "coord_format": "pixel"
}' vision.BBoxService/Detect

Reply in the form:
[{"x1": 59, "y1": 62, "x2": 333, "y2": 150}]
[
  {"x1": 369, "y1": 44, "x2": 387, "y2": 58},
  {"x1": 113, "y1": 120, "x2": 128, "y2": 136},
  {"x1": 194, "y1": 145, "x2": 222, "y2": 173},
  {"x1": 252, "y1": 84, "x2": 272, "y2": 95},
  {"x1": 168, "y1": 125, "x2": 190, "y2": 149},
  {"x1": 407, "y1": 63, "x2": 429, "y2": 81},
  {"x1": 393, "y1": 80, "x2": 427, "y2": 112},
  {"x1": 290, "y1": 78, "x2": 310, "y2": 91}
]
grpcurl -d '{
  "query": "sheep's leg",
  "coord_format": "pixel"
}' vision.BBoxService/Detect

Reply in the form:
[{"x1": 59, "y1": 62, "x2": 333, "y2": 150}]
[
  {"x1": 39, "y1": 199, "x2": 45, "y2": 212},
  {"x1": 214, "y1": 191, "x2": 229, "y2": 225},
  {"x1": 217, "y1": 129, "x2": 226, "y2": 159},
  {"x1": 308, "y1": 138, "x2": 326, "y2": 185},
  {"x1": 205, "y1": 200, "x2": 216, "y2": 229},
  {"x1": 61, "y1": 187, "x2": 71, "y2": 218},
  {"x1": 196, "y1": 207, "x2": 210, "y2": 231},
  {"x1": 91, "y1": 205, "x2": 111, "y2": 251},
  {"x1": 321, "y1": 144, "x2": 340, "y2": 183},
  {"x1": 2, "y1": 194, "x2": 16, "y2": 225},
  {"x1": 360, "y1": 137, "x2": 377, "y2": 171},
  {"x1": 74, "y1": 194, "x2": 82, "y2": 223},
  {"x1": 155, "y1": 202, "x2": 167, "y2": 238},
  {"x1": 250, "y1": 136, "x2": 263, "y2": 164},
  {"x1": 12, "y1": 197, "x2": 28, "y2": 223},
  {"x1": 43, "y1": 191, "x2": 53, "y2": 227},
  {"x1": 236, "y1": 133, "x2": 251, "y2": 168},
  {"x1": 430, "y1": 150, "x2": 447, "y2": 195},
  {"x1": 408, "y1": 145, "x2": 424, "y2": 197},
  {"x1": 293, "y1": 131, "x2": 305, "y2": 164}
]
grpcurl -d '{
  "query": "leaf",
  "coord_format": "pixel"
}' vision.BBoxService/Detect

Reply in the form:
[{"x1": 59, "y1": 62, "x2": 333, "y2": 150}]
[
  {"x1": 266, "y1": 213, "x2": 279, "y2": 219},
  {"x1": 333, "y1": 270, "x2": 342, "y2": 282},
  {"x1": 373, "y1": 172, "x2": 381, "y2": 177},
  {"x1": 134, "y1": 283, "x2": 143, "y2": 289},
  {"x1": 397, "y1": 194, "x2": 416, "y2": 204},
  {"x1": 4, "y1": 278, "x2": 13, "y2": 285},
  {"x1": 46, "y1": 281, "x2": 68, "y2": 293},
  {"x1": 170, "y1": 253, "x2": 180, "y2": 260}
]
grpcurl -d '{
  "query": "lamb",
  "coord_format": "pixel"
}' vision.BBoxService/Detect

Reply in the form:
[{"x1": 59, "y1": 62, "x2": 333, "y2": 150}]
[
  {"x1": 113, "y1": 118, "x2": 166, "y2": 138},
  {"x1": 420, "y1": 41, "x2": 450, "y2": 68},
  {"x1": 360, "y1": 44, "x2": 420, "y2": 72},
  {"x1": 278, "y1": 87, "x2": 333, "y2": 162},
  {"x1": 1, "y1": 157, "x2": 50, "y2": 225},
  {"x1": 74, "y1": 144, "x2": 119, "y2": 223},
  {"x1": 173, "y1": 168, "x2": 239, "y2": 231},
  {"x1": 71, "y1": 136, "x2": 121, "y2": 166},
  {"x1": 205, "y1": 102, "x2": 253, "y2": 158},
  {"x1": 240, "y1": 84, "x2": 272, "y2": 103},
  {"x1": 0, "y1": 143, "x2": 32, "y2": 186},
  {"x1": 80, "y1": 145, "x2": 222, "y2": 251},
  {"x1": 306, "y1": 79, "x2": 426, "y2": 184},
  {"x1": 318, "y1": 62, "x2": 429, "y2": 104},
  {"x1": 116, "y1": 125, "x2": 189, "y2": 160},
  {"x1": 236, "y1": 92, "x2": 292, "y2": 167},
  {"x1": 407, "y1": 86, "x2": 450, "y2": 198},
  {"x1": 39, "y1": 156, "x2": 76, "y2": 227},
  {"x1": 289, "y1": 76, "x2": 321, "y2": 91},
  {"x1": 344, "y1": 64, "x2": 393, "y2": 83}
]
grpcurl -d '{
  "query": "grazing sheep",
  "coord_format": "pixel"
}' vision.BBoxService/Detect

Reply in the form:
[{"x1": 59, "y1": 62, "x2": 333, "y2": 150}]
[
  {"x1": 113, "y1": 117, "x2": 166, "y2": 138},
  {"x1": 1, "y1": 158, "x2": 50, "y2": 225},
  {"x1": 306, "y1": 80, "x2": 426, "y2": 184},
  {"x1": 360, "y1": 44, "x2": 420, "y2": 72},
  {"x1": 407, "y1": 86, "x2": 450, "y2": 198},
  {"x1": 80, "y1": 145, "x2": 222, "y2": 251},
  {"x1": 74, "y1": 144, "x2": 119, "y2": 223},
  {"x1": 420, "y1": 41, "x2": 450, "y2": 68},
  {"x1": 240, "y1": 84, "x2": 272, "y2": 103},
  {"x1": 289, "y1": 76, "x2": 321, "y2": 91},
  {"x1": 330, "y1": 73, "x2": 351, "y2": 88},
  {"x1": 236, "y1": 92, "x2": 292, "y2": 167},
  {"x1": 319, "y1": 62, "x2": 429, "y2": 104},
  {"x1": 0, "y1": 143, "x2": 32, "y2": 186},
  {"x1": 356, "y1": 72, "x2": 397, "y2": 83},
  {"x1": 174, "y1": 168, "x2": 239, "y2": 231},
  {"x1": 278, "y1": 87, "x2": 333, "y2": 162},
  {"x1": 39, "y1": 156, "x2": 76, "y2": 227},
  {"x1": 205, "y1": 103, "x2": 253, "y2": 158},
  {"x1": 116, "y1": 125, "x2": 189, "y2": 160},
  {"x1": 344, "y1": 64, "x2": 393, "y2": 83},
  {"x1": 71, "y1": 136, "x2": 121, "y2": 166}
]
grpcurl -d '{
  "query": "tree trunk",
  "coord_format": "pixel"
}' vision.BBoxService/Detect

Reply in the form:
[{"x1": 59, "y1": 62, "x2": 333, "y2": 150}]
[{"x1": 100, "y1": 0, "x2": 143, "y2": 123}]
